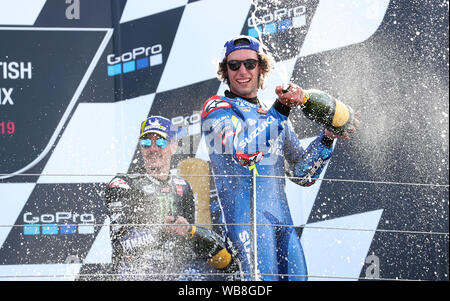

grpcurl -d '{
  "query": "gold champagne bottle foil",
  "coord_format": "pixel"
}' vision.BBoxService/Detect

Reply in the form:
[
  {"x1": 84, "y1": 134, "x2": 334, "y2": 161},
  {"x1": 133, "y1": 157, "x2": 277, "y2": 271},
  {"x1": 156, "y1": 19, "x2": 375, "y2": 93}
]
[{"x1": 332, "y1": 100, "x2": 350, "y2": 127}]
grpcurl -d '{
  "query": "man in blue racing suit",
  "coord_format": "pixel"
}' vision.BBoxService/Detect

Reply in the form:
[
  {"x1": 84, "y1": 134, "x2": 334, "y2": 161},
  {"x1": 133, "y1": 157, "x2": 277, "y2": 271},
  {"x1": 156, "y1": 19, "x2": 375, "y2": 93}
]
[{"x1": 201, "y1": 35, "x2": 358, "y2": 281}]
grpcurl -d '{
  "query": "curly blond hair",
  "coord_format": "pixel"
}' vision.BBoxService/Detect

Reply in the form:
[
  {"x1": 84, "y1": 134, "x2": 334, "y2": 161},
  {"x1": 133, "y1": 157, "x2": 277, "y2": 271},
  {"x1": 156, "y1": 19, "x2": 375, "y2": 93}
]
[{"x1": 217, "y1": 52, "x2": 273, "y2": 90}]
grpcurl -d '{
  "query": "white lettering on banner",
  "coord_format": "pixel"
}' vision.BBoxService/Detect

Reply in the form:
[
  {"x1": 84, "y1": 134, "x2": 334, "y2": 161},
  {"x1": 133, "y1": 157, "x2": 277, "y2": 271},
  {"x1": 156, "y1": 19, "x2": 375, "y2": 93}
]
[
  {"x1": 0, "y1": 62, "x2": 31, "y2": 106},
  {"x1": 248, "y1": 6, "x2": 306, "y2": 27},
  {"x1": 65, "y1": 0, "x2": 81, "y2": 20},
  {"x1": 0, "y1": 62, "x2": 33, "y2": 80},
  {"x1": 172, "y1": 112, "x2": 202, "y2": 137},
  {"x1": 107, "y1": 45, "x2": 163, "y2": 65},
  {"x1": 23, "y1": 212, "x2": 95, "y2": 224},
  {"x1": 172, "y1": 112, "x2": 201, "y2": 127},
  {"x1": 0, "y1": 88, "x2": 14, "y2": 105},
  {"x1": 365, "y1": 254, "x2": 380, "y2": 279}
]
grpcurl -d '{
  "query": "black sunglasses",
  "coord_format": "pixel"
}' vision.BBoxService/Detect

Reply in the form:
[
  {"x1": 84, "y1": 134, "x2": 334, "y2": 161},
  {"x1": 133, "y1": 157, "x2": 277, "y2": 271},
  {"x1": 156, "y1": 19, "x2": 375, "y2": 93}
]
[{"x1": 227, "y1": 59, "x2": 258, "y2": 71}]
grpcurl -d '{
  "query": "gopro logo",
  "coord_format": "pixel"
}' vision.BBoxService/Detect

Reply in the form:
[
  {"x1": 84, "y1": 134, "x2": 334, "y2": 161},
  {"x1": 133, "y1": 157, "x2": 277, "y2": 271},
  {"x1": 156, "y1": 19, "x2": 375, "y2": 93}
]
[
  {"x1": 23, "y1": 211, "x2": 95, "y2": 235},
  {"x1": 248, "y1": 6, "x2": 307, "y2": 37},
  {"x1": 107, "y1": 45, "x2": 163, "y2": 76}
]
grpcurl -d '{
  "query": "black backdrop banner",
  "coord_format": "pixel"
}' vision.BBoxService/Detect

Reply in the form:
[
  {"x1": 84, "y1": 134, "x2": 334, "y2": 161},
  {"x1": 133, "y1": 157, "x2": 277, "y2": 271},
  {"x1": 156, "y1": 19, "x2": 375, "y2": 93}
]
[{"x1": 0, "y1": 0, "x2": 448, "y2": 281}]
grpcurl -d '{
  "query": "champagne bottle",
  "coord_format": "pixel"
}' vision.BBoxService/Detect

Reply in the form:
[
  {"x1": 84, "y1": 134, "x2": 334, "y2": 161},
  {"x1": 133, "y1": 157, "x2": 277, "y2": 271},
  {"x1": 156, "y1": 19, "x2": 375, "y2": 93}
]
[{"x1": 283, "y1": 85, "x2": 355, "y2": 135}]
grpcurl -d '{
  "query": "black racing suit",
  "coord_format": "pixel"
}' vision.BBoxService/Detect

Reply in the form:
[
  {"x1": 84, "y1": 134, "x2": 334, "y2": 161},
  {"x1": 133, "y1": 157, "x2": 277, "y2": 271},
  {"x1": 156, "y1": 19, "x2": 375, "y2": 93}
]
[{"x1": 104, "y1": 173, "x2": 241, "y2": 281}]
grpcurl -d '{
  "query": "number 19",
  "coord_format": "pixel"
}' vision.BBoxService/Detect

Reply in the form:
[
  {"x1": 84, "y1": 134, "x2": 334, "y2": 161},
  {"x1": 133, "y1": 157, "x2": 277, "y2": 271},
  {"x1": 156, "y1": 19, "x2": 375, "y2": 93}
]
[{"x1": 0, "y1": 121, "x2": 15, "y2": 135}]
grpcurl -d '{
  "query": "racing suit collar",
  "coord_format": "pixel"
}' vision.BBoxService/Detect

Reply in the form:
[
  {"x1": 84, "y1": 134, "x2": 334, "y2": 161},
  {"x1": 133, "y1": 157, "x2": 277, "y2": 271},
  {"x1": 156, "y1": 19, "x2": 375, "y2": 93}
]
[
  {"x1": 145, "y1": 173, "x2": 171, "y2": 185},
  {"x1": 225, "y1": 90, "x2": 259, "y2": 106}
]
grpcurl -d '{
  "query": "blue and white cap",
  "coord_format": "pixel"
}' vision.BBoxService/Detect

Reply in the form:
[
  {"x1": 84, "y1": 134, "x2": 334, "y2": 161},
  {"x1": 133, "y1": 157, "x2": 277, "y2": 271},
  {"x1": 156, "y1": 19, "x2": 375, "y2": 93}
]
[
  {"x1": 223, "y1": 35, "x2": 260, "y2": 58},
  {"x1": 139, "y1": 116, "x2": 178, "y2": 140}
]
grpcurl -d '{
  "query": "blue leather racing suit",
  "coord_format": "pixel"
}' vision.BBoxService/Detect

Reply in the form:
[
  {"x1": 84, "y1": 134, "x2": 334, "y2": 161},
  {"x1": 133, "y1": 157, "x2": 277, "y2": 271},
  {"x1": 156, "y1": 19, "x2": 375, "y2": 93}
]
[{"x1": 201, "y1": 90, "x2": 334, "y2": 281}]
